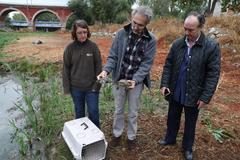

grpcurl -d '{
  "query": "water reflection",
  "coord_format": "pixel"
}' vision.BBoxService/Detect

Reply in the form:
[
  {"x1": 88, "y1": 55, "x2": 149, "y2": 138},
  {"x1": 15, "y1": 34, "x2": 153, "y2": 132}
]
[{"x1": 0, "y1": 73, "x2": 24, "y2": 159}]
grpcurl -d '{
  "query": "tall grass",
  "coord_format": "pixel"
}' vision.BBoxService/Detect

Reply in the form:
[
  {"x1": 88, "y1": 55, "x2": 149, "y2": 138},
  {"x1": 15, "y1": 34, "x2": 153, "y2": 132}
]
[
  {"x1": 141, "y1": 83, "x2": 165, "y2": 114},
  {"x1": 0, "y1": 32, "x2": 18, "y2": 50},
  {"x1": 99, "y1": 83, "x2": 115, "y2": 120},
  {"x1": 0, "y1": 32, "x2": 19, "y2": 60},
  {"x1": 37, "y1": 76, "x2": 73, "y2": 145},
  {"x1": 1, "y1": 58, "x2": 60, "y2": 82},
  {"x1": 2, "y1": 56, "x2": 113, "y2": 158},
  {"x1": 5, "y1": 59, "x2": 166, "y2": 158},
  {"x1": 7, "y1": 62, "x2": 73, "y2": 158}
]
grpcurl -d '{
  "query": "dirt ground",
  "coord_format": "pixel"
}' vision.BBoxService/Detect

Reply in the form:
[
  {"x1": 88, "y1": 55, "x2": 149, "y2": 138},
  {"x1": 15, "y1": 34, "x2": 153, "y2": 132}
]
[{"x1": 3, "y1": 33, "x2": 240, "y2": 160}]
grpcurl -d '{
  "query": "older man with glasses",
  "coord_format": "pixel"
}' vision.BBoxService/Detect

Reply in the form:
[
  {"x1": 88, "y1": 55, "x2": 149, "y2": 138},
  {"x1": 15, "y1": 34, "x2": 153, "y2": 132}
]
[{"x1": 97, "y1": 6, "x2": 156, "y2": 151}]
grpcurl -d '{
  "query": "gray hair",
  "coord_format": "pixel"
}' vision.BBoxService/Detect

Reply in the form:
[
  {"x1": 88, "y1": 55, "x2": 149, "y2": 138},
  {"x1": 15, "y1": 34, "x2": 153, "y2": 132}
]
[{"x1": 132, "y1": 6, "x2": 153, "y2": 24}]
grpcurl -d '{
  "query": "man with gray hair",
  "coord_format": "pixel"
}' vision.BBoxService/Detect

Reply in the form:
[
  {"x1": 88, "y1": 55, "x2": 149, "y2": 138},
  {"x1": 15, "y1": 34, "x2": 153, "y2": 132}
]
[{"x1": 97, "y1": 5, "x2": 156, "y2": 151}]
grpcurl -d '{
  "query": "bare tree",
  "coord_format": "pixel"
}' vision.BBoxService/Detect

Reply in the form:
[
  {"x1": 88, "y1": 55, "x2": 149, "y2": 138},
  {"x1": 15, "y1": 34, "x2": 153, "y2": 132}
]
[{"x1": 206, "y1": 0, "x2": 218, "y2": 15}]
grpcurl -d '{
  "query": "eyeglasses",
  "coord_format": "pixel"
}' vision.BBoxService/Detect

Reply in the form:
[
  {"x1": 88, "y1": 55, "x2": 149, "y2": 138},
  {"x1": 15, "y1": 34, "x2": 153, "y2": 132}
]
[
  {"x1": 132, "y1": 20, "x2": 145, "y2": 28},
  {"x1": 76, "y1": 31, "x2": 88, "y2": 35},
  {"x1": 184, "y1": 27, "x2": 198, "y2": 33}
]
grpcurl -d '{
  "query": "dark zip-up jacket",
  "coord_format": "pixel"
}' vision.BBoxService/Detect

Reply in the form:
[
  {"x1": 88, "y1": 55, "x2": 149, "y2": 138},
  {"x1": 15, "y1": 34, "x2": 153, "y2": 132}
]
[
  {"x1": 62, "y1": 39, "x2": 102, "y2": 93},
  {"x1": 161, "y1": 32, "x2": 221, "y2": 106}
]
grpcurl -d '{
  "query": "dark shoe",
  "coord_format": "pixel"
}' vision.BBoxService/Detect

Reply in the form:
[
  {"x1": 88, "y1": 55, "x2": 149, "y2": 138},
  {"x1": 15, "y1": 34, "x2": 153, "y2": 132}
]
[
  {"x1": 183, "y1": 150, "x2": 193, "y2": 160},
  {"x1": 109, "y1": 136, "x2": 121, "y2": 147},
  {"x1": 158, "y1": 139, "x2": 176, "y2": 146},
  {"x1": 127, "y1": 139, "x2": 137, "y2": 151}
]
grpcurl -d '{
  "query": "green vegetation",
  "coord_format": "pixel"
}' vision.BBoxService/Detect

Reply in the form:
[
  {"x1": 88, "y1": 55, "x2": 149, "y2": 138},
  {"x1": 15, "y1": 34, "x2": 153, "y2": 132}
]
[
  {"x1": 0, "y1": 32, "x2": 112, "y2": 157},
  {"x1": 36, "y1": 12, "x2": 59, "y2": 22},
  {"x1": 138, "y1": 0, "x2": 240, "y2": 18},
  {"x1": 67, "y1": 0, "x2": 240, "y2": 27},
  {"x1": 142, "y1": 88, "x2": 163, "y2": 113},
  {"x1": 10, "y1": 72, "x2": 74, "y2": 158},
  {"x1": 12, "y1": 13, "x2": 26, "y2": 21},
  {"x1": 0, "y1": 32, "x2": 18, "y2": 51},
  {"x1": 2, "y1": 57, "x2": 166, "y2": 158},
  {"x1": 1, "y1": 59, "x2": 60, "y2": 84},
  {"x1": 201, "y1": 112, "x2": 234, "y2": 143},
  {"x1": 67, "y1": 0, "x2": 133, "y2": 27},
  {"x1": 99, "y1": 82, "x2": 115, "y2": 120},
  {"x1": 12, "y1": 12, "x2": 60, "y2": 22}
]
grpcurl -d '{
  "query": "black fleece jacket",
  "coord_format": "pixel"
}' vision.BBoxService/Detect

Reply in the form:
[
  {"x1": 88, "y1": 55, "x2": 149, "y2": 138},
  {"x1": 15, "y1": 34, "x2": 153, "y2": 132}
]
[{"x1": 62, "y1": 39, "x2": 102, "y2": 93}]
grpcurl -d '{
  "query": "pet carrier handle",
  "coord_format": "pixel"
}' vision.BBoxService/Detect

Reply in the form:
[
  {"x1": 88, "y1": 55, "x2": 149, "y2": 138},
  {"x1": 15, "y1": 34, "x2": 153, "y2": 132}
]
[{"x1": 81, "y1": 122, "x2": 89, "y2": 130}]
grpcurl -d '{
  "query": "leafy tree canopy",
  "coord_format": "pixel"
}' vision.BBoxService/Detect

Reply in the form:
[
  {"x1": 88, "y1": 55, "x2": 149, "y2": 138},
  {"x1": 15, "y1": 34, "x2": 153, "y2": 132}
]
[
  {"x1": 12, "y1": 13, "x2": 26, "y2": 21},
  {"x1": 35, "y1": 12, "x2": 59, "y2": 22},
  {"x1": 138, "y1": 0, "x2": 240, "y2": 18},
  {"x1": 68, "y1": 0, "x2": 133, "y2": 25}
]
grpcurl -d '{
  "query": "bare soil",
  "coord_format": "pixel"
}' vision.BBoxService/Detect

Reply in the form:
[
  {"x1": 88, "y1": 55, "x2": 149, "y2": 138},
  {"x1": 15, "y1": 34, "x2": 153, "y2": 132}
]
[{"x1": 3, "y1": 32, "x2": 240, "y2": 160}]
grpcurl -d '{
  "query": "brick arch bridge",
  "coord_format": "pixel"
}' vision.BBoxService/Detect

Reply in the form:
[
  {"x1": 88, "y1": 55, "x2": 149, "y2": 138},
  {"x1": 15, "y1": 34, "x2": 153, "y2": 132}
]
[{"x1": 0, "y1": 3, "x2": 72, "y2": 31}]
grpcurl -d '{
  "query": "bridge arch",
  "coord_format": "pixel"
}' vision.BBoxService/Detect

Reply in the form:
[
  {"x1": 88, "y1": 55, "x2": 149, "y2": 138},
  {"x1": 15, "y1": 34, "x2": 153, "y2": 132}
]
[
  {"x1": 0, "y1": 7, "x2": 29, "y2": 23},
  {"x1": 0, "y1": 4, "x2": 72, "y2": 31},
  {"x1": 31, "y1": 8, "x2": 60, "y2": 24},
  {"x1": 64, "y1": 12, "x2": 74, "y2": 29}
]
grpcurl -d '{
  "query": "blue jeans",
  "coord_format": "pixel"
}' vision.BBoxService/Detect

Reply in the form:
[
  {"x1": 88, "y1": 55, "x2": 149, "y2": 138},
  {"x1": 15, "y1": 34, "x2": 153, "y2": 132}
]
[{"x1": 70, "y1": 87, "x2": 100, "y2": 128}]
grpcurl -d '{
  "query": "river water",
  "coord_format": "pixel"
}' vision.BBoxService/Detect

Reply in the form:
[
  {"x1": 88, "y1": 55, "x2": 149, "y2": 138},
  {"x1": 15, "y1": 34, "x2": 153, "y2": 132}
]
[{"x1": 0, "y1": 72, "x2": 24, "y2": 159}]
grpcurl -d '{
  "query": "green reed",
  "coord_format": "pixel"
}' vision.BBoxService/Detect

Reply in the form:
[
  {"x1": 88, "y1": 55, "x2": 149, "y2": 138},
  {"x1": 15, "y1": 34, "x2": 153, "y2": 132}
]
[
  {"x1": 141, "y1": 87, "x2": 164, "y2": 113},
  {"x1": 201, "y1": 111, "x2": 234, "y2": 143},
  {"x1": 8, "y1": 63, "x2": 73, "y2": 157}
]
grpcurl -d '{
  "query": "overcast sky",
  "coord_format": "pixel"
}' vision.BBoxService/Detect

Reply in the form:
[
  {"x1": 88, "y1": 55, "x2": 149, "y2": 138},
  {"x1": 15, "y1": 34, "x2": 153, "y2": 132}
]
[{"x1": 0, "y1": 0, "x2": 69, "y2": 6}]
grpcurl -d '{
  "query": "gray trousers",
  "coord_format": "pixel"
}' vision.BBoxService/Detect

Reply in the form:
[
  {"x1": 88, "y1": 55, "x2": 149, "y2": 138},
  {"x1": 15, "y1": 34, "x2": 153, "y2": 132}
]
[{"x1": 112, "y1": 83, "x2": 143, "y2": 140}]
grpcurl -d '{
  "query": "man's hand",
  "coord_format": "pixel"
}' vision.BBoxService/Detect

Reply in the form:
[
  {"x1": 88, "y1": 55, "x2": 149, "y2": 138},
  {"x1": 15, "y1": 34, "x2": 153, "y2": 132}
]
[
  {"x1": 160, "y1": 87, "x2": 170, "y2": 96},
  {"x1": 97, "y1": 70, "x2": 108, "y2": 80},
  {"x1": 197, "y1": 100, "x2": 207, "y2": 109},
  {"x1": 127, "y1": 80, "x2": 136, "y2": 89}
]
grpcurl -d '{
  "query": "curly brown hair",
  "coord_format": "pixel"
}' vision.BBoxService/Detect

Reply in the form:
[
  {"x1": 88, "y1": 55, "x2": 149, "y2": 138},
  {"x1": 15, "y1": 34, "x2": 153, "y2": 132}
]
[{"x1": 71, "y1": 19, "x2": 91, "y2": 41}]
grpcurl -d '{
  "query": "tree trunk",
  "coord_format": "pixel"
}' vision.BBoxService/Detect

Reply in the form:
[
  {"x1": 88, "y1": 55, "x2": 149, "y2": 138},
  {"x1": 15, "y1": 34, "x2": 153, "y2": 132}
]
[
  {"x1": 210, "y1": 0, "x2": 218, "y2": 14},
  {"x1": 205, "y1": 0, "x2": 212, "y2": 16}
]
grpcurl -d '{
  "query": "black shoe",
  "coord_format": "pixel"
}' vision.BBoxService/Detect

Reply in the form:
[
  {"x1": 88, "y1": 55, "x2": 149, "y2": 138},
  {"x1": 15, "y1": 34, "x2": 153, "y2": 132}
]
[
  {"x1": 158, "y1": 140, "x2": 176, "y2": 146},
  {"x1": 126, "y1": 139, "x2": 137, "y2": 151},
  {"x1": 109, "y1": 136, "x2": 121, "y2": 148},
  {"x1": 183, "y1": 150, "x2": 193, "y2": 160}
]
